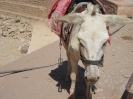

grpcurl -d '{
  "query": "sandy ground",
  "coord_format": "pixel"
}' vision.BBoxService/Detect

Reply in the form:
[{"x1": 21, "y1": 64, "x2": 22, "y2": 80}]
[
  {"x1": 28, "y1": 20, "x2": 59, "y2": 54},
  {"x1": 0, "y1": 19, "x2": 59, "y2": 67},
  {"x1": 0, "y1": 37, "x2": 25, "y2": 67}
]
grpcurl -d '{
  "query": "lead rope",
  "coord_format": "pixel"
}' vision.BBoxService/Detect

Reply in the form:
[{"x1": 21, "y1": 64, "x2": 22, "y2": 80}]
[
  {"x1": 58, "y1": 36, "x2": 63, "y2": 92},
  {"x1": 58, "y1": 36, "x2": 63, "y2": 66}
]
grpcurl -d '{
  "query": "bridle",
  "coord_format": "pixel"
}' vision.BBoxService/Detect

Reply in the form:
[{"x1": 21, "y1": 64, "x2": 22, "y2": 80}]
[{"x1": 80, "y1": 54, "x2": 104, "y2": 67}]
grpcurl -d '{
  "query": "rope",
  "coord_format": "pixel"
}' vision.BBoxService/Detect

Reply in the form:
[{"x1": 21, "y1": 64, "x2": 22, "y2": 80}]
[
  {"x1": 0, "y1": 63, "x2": 59, "y2": 75},
  {"x1": 109, "y1": 25, "x2": 125, "y2": 36}
]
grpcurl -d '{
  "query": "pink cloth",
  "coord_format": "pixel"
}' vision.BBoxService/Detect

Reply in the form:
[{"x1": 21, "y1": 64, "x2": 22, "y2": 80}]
[{"x1": 47, "y1": 0, "x2": 71, "y2": 35}]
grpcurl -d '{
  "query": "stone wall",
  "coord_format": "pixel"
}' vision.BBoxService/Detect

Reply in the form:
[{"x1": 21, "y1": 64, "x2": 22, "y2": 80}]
[
  {"x1": 100, "y1": 0, "x2": 133, "y2": 17},
  {"x1": 99, "y1": 0, "x2": 118, "y2": 14}
]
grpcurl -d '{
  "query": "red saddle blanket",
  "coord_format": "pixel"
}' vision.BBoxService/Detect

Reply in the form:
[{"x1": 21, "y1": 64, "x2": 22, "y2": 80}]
[{"x1": 47, "y1": 0, "x2": 72, "y2": 35}]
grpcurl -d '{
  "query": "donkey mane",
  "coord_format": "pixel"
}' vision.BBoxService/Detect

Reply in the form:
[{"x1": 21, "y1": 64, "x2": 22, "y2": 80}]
[
  {"x1": 91, "y1": 4, "x2": 99, "y2": 16},
  {"x1": 85, "y1": 3, "x2": 100, "y2": 16}
]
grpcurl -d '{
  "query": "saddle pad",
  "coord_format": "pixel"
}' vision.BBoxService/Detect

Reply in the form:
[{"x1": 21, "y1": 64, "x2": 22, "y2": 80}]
[{"x1": 47, "y1": 0, "x2": 72, "y2": 35}]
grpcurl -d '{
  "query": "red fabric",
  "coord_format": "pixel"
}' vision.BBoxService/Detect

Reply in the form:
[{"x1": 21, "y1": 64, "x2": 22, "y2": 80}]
[
  {"x1": 47, "y1": 0, "x2": 72, "y2": 35},
  {"x1": 48, "y1": 0, "x2": 60, "y2": 19}
]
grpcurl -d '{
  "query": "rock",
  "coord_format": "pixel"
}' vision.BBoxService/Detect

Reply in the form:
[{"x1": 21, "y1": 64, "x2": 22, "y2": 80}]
[
  {"x1": 19, "y1": 27, "x2": 25, "y2": 33},
  {"x1": 8, "y1": 31, "x2": 15, "y2": 37},
  {"x1": 2, "y1": 31, "x2": 8, "y2": 37},
  {"x1": 20, "y1": 45, "x2": 29, "y2": 54}
]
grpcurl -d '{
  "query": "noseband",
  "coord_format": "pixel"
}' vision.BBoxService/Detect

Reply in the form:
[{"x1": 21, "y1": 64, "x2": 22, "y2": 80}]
[{"x1": 80, "y1": 55, "x2": 104, "y2": 67}]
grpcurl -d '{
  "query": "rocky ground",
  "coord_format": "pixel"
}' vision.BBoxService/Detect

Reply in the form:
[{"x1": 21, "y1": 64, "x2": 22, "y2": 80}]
[{"x1": 0, "y1": 15, "x2": 35, "y2": 67}]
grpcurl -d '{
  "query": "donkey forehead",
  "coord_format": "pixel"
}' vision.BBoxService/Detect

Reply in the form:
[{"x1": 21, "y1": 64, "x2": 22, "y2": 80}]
[
  {"x1": 78, "y1": 31, "x2": 108, "y2": 56},
  {"x1": 78, "y1": 20, "x2": 109, "y2": 44},
  {"x1": 77, "y1": 26, "x2": 109, "y2": 48},
  {"x1": 78, "y1": 27, "x2": 109, "y2": 39},
  {"x1": 78, "y1": 32, "x2": 108, "y2": 45}
]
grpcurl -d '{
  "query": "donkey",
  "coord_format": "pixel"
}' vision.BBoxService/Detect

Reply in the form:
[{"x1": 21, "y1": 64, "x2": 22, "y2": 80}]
[{"x1": 55, "y1": 3, "x2": 133, "y2": 99}]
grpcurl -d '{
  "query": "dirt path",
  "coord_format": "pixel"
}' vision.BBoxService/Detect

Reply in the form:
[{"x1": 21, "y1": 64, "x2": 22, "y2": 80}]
[{"x1": 0, "y1": 37, "x2": 24, "y2": 67}]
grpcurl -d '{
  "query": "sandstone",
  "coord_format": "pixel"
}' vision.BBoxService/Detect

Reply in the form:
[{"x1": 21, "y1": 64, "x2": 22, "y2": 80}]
[{"x1": 100, "y1": 0, "x2": 133, "y2": 17}]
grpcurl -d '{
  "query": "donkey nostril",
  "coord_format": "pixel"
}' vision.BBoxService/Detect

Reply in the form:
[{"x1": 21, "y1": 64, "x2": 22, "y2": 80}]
[
  {"x1": 85, "y1": 77, "x2": 99, "y2": 83},
  {"x1": 84, "y1": 76, "x2": 99, "y2": 84},
  {"x1": 88, "y1": 79, "x2": 97, "y2": 82}
]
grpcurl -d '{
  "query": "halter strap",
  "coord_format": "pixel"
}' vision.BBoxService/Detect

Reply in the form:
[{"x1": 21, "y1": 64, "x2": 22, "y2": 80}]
[{"x1": 80, "y1": 55, "x2": 104, "y2": 66}]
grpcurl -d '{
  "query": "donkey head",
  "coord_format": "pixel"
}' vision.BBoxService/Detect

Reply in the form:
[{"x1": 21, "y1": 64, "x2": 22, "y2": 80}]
[{"x1": 55, "y1": 3, "x2": 133, "y2": 85}]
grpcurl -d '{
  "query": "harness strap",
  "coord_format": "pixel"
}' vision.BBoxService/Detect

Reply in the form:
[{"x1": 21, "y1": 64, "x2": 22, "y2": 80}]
[
  {"x1": 107, "y1": 26, "x2": 111, "y2": 44},
  {"x1": 81, "y1": 55, "x2": 104, "y2": 66}
]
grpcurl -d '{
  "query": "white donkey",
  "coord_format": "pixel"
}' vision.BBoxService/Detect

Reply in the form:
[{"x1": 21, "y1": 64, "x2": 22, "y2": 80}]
[{"x1": 55, "y1": 3, "x2": 133, "y2": 99}]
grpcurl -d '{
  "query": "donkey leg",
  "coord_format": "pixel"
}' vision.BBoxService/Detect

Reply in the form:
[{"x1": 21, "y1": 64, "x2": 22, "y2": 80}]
[
  {"x1": 65, "y1": 52, "x2": 71, "y2": 82},
  {"x1": 69, "y1": 57, "x2": 78, "y2": 95},
  {"x1": 59, "y1": 38, "x2": 71, "y2": 82}
]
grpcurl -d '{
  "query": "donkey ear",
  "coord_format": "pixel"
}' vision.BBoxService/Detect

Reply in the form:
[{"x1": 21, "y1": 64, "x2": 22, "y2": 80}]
[
  {"x1": 54, "y1": 13, "x2": 84, "y2": 24},
  {"x1": 103, "y1": 15, "x2": 133, "y2": 26}
]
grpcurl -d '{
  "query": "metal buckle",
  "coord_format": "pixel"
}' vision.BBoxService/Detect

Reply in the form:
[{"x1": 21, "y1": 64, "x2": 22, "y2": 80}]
[{"x1": 58, "y1": 58, "x2": 63, "y2": 66}]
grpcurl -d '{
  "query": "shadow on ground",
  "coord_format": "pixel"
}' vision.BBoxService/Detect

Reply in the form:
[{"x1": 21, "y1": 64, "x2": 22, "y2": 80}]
[{"x1": 49, "y1": 61, "x2": 91, "y2": 99}]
